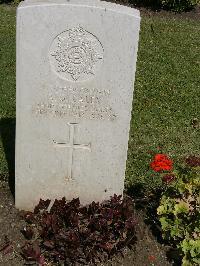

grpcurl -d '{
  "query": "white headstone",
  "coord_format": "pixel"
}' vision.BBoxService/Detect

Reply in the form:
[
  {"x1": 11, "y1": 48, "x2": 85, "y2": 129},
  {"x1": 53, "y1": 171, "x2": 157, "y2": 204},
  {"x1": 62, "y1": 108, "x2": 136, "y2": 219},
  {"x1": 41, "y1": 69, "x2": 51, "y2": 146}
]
[{"x1": 16, "y1": 0, "x2": 140, "y2": 210}]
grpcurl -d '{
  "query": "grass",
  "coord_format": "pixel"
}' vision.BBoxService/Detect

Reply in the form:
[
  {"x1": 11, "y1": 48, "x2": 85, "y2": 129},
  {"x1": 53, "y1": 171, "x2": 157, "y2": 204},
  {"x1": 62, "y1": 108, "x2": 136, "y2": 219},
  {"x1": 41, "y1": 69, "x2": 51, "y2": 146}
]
[
  {"x1": 0, "y1": 5, "x2": 15, "y2": 118},
  {"x1": 0, "y1": 5, "x2": 200, "y2": 194},
  {"x1": 0, "y1": 5, "x2": 16, "y2": 178},
  {"x1": 126, "y1": 15, "x2": 200, "y2": 193}
]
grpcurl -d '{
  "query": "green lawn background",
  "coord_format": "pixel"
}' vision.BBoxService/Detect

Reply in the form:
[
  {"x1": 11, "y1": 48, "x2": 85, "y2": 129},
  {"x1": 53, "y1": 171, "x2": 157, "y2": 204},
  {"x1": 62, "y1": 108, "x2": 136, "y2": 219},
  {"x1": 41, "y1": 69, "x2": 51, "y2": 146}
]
[{"x1": 0, "y1": 5, "x2": 199, "y2": 192}]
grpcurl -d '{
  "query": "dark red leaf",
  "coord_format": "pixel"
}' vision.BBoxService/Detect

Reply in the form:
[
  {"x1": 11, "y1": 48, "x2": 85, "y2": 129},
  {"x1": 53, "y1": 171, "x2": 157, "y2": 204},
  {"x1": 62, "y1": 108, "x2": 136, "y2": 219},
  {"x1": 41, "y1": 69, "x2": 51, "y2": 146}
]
[
  {"x1": 69, "y1": 198, "x2": 80, "y2": 209},
  {"x1": 38, "y1": 255, "x2": 46, "y2": 265},
  {"x1": 50, "y1": 197, "x2": 66, "y2": 215},
  {"x1": 21, "y1": 226, "x2": 34, "y2": 240},
  {"x1": 162, "y1": 174, "x2": 176, "y2": 184},
  {"x1": 88, "y1": 201, "x2": 100, "y2": 215},
  {"x1": 34, "y1": 199, "x2": 51, "y2": 214},
  {"x1": 125, "y1": 217, "x2": 137, "y2": 230},
  {"x1": 43, "y1": 240, "x2": 55, "y2": 249},
  {"x1": 22, "y1": 242, "x2": 41, "y2": 261},
  {"x1": 21, "y1": 195, "x2": 137, "y2": 265},
  {"x1": 98, "y1": 242, "x2": 114, "y2": 252},
  {"x1": 21, "y1": 211, "x2": 35, "y2": 224},
  {"x1": 185, "y1": 155, "x2": 200, "y2": 167},
  {"x1": 0, "y1": 243, "x2": 13, "y2": 255},
  {"x1": 69, "y1": 211, "x2": 79, "y2": 227}
]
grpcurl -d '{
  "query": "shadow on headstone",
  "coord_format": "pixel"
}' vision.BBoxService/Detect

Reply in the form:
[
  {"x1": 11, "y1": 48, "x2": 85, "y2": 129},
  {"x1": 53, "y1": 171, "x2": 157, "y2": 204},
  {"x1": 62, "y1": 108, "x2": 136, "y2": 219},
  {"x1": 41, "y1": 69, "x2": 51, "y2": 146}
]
[{"x1": 0, "y1": 118, "x2": 15, "y2": 198}]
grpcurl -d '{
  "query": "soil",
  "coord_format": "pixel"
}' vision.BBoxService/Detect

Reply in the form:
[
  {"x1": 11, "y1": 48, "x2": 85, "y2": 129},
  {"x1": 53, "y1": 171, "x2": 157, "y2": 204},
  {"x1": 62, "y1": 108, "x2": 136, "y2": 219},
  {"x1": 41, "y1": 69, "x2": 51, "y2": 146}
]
[
  {"x1": 0, "y1": 181, "x2": 24, "y2": 266},
  {"x1": 0, "y1": 180, "x2": 172, "y2": 266}
]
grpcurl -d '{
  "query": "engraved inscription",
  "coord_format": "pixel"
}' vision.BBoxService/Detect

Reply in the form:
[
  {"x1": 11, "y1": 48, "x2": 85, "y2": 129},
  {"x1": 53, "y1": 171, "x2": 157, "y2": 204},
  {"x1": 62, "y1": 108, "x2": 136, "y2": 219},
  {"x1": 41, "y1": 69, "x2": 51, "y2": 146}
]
[
  {"x1": 53, "y1": 123, "x2": 91, "y2": 181},
  {"x1": 49, "y1": 26, "x2": 103, "y2": 81},
  {"x1": 34, "y1": 87, "x2": 116, "y2": 121}
]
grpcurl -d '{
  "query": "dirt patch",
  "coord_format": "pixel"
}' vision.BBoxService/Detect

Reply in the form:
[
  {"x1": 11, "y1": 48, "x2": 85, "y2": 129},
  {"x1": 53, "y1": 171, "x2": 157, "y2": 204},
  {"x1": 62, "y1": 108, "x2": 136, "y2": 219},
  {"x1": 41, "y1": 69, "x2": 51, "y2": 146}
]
[
  {"x1": 0, "y1": 181, "x2": 172, "y2": 266},
  {"x1": 0, "y1": 181, "x2": 24, "y2": 266},
  {"x1": 103, "y1": 212, "x2": 171, "y2": 266}
]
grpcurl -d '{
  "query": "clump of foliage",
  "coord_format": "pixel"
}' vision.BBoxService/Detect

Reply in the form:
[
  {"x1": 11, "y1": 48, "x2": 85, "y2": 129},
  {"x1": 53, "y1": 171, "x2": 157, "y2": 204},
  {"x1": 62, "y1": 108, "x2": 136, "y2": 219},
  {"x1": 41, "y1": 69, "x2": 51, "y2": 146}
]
[
  {"x1": 134, "y1": 0, "x2": 200, "y2": 11},
  {"x1": 108, "y1": 0, "x2": 199, "y2": 12},
  {"x1": 156, "y1": 155, "x2": 200, "y2": 266},
  {"x1": 161, "y1": 0, "x2": 200, "y2": 12},
  {"x1": 20, "y1": 195, "x2": 137, "y2": 265}
]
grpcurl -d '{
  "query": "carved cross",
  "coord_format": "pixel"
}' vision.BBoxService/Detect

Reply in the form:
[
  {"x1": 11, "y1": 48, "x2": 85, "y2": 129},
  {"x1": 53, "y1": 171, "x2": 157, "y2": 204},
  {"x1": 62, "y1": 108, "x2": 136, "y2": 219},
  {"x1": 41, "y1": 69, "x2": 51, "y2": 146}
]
[{"x1": 53, "y1": 123, "x2": 91, "y2": 180}]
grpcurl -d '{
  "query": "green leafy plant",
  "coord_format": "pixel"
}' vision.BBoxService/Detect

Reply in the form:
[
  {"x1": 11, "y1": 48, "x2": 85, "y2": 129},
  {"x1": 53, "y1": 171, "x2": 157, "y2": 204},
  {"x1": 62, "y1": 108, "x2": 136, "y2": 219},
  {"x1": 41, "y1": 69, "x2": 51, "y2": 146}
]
[
  {"x1": 156, "y1": 155, "x2": 200, "y2": 265},
  {"x1": 181, "y1": 239, "x2": 200, "y2": 266}
]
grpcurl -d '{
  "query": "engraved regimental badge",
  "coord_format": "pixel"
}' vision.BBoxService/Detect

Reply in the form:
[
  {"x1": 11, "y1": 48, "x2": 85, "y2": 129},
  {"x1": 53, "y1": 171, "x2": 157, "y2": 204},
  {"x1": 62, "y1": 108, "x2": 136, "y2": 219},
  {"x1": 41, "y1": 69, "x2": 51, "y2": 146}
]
[{"x1": 49, "y1": 26, "x2": 104, "y2": 82}]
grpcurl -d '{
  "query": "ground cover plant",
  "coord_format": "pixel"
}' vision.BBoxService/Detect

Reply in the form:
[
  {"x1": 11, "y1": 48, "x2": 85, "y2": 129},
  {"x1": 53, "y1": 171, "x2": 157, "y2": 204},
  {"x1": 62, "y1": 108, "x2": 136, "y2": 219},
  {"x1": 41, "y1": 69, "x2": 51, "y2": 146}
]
[
  {"x1": 20, "y1": 195, "x2": 137, "y2": 265},
  {"x1": 156, "y1": 155, "x2": 200, "y2": 266}
]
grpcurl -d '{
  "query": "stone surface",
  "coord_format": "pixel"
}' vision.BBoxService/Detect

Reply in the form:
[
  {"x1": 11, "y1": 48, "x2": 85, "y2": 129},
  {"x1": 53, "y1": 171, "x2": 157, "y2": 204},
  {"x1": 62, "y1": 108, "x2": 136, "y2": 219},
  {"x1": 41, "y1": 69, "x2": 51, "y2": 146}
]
[{"x1": 16, "y1": 0, "x2": 140, "y2": 210}]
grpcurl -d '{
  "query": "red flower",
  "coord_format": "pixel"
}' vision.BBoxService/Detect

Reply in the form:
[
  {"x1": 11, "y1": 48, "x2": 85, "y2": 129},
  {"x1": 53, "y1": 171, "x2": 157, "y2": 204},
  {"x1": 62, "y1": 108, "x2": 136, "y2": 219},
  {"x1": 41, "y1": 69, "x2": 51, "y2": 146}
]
[
  {"x1": 150, "y1": 154, "x2": 173, "y2": 172},
  {"x1": 162, "y1": 174, "x2": 175, "y2": 184},
  {"x1": 148, "y1": 255, "x2": 156, "y2": 262}
]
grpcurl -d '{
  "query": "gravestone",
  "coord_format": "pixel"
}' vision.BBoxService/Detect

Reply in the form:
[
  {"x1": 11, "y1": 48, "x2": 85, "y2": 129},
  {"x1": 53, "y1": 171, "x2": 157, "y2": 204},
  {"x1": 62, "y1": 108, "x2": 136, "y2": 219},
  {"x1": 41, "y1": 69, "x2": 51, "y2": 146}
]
[{"x1": 16, "y1": 0, "x2": 141, "y2": 210}]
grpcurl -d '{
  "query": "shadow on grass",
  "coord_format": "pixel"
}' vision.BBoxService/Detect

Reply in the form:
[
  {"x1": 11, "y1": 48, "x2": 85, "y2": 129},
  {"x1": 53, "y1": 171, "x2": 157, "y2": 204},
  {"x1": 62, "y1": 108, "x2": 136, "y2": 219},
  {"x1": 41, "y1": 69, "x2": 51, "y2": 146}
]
[
  {"x1": 127, "y1": 184, "x2": 163, "y2": 239},
  {"x1": 0, "y1": 118, "x2": 15, "y2": 197}
]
